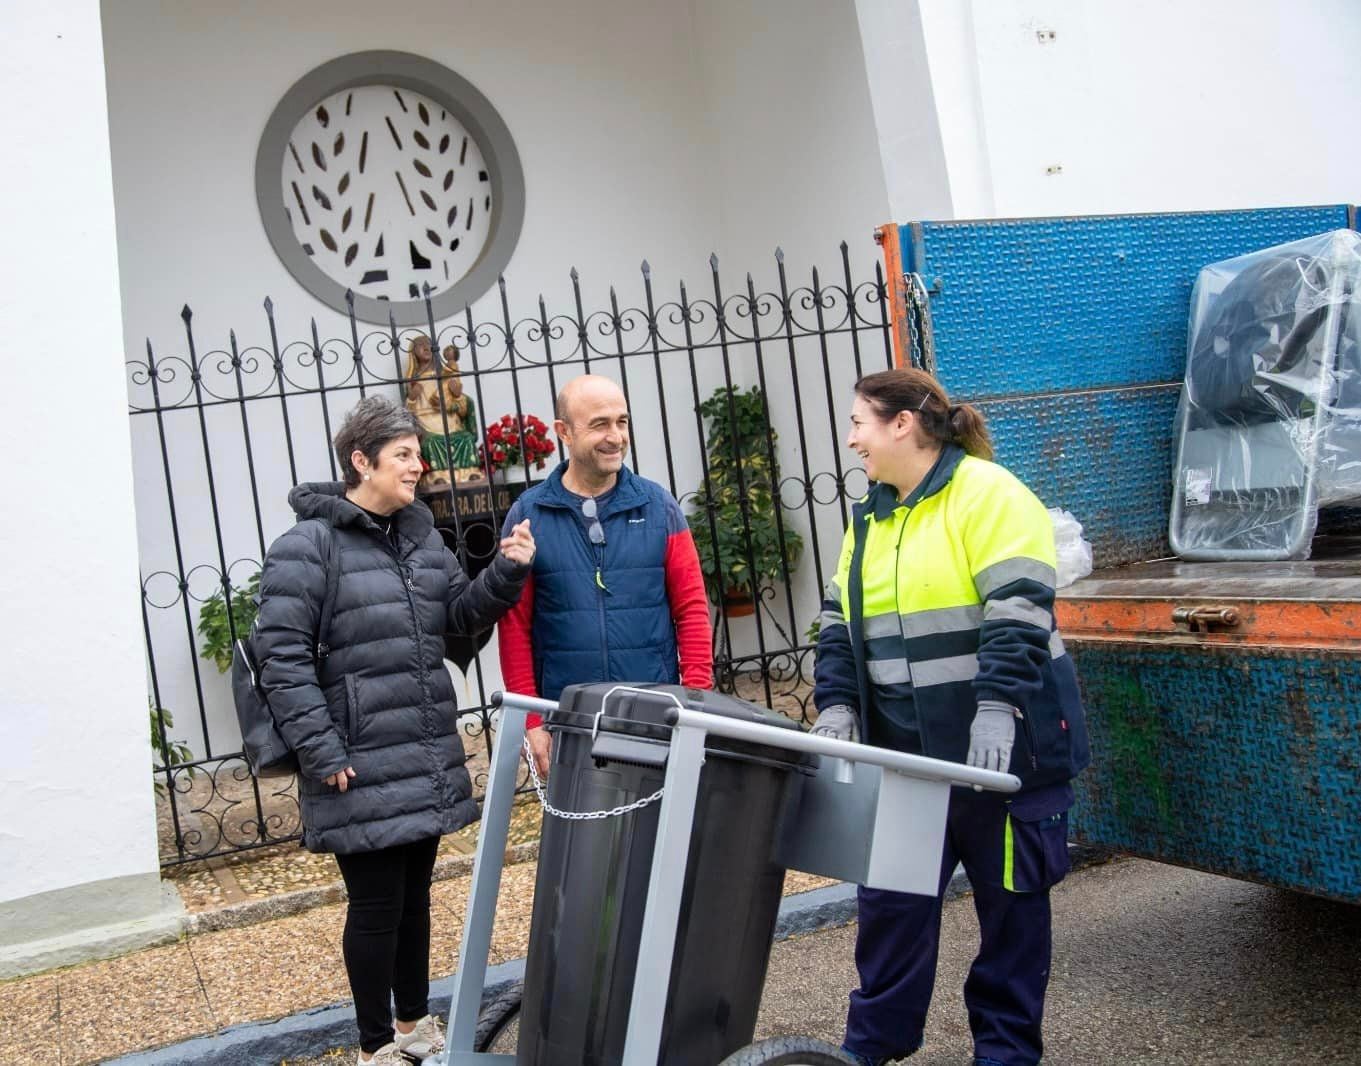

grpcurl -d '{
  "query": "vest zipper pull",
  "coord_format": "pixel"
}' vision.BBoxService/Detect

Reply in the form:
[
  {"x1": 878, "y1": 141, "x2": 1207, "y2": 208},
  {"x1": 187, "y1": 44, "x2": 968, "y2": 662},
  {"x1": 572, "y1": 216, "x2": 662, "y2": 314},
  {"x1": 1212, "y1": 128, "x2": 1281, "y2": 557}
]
[{"x1": 595, "y1": 567, "x2": 610, "y2": 593}]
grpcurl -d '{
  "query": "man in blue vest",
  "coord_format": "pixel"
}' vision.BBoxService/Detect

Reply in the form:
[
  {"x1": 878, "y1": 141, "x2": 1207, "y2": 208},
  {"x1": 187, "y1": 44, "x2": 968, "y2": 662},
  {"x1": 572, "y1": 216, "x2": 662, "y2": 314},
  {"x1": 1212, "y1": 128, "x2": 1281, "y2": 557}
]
[{"x1": 498, "y1": 375, "x2": 713, "y2": 775}]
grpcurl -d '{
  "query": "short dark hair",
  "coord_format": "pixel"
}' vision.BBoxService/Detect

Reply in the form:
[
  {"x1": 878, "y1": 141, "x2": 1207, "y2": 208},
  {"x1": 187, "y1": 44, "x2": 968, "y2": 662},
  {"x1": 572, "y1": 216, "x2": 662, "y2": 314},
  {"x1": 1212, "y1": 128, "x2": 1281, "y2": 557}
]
[{"x1": 333, "y1": 396, "x2": 423, "y2": 487}]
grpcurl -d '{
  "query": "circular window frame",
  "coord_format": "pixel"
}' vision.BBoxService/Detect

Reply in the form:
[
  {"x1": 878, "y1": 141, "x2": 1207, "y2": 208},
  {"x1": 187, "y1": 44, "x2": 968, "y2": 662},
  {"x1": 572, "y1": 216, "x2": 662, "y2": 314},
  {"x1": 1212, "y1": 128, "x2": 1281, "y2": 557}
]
[{"x1": 255, "y1": 50, "x2": 525, "y2": 326}]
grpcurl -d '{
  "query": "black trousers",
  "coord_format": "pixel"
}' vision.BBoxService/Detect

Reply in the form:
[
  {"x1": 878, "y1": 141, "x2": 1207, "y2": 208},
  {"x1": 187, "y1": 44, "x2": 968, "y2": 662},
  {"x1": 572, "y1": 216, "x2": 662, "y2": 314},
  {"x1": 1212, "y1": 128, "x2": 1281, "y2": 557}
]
[{"x1": 334, "y1": 835, "x2": 441, "y2": 1053}]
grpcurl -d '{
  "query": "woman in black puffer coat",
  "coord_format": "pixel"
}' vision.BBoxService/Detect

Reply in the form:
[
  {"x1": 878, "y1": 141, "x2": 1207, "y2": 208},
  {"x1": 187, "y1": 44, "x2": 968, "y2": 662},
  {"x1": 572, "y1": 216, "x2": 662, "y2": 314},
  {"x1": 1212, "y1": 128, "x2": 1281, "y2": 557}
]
[{"x1": 254, "y1": 396, "x2": 534, "y2": 1066}]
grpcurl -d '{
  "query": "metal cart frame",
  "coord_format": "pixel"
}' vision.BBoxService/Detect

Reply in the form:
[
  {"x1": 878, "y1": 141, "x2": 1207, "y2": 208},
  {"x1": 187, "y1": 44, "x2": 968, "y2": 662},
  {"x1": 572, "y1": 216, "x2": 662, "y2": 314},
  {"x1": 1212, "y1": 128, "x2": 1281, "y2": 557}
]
[{"x1": 433, "y1": 688, "x2": 1019, "y2": 1066}]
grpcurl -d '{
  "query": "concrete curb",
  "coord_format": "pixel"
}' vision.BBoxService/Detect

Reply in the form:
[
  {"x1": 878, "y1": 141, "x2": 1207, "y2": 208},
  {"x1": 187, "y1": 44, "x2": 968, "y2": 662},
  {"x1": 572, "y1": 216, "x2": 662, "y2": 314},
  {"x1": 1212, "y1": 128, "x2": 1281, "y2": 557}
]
[{"x1": 109, "y1": 846, "x2": 1113, "y2": 1065}]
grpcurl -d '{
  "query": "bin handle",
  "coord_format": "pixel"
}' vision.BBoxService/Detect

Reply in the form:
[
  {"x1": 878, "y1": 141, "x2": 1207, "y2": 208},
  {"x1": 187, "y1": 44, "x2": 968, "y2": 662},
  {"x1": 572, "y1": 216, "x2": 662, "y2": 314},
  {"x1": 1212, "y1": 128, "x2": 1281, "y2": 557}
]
[{"x1": 593, "y1": 685, "x2": 686, "y2": 743}]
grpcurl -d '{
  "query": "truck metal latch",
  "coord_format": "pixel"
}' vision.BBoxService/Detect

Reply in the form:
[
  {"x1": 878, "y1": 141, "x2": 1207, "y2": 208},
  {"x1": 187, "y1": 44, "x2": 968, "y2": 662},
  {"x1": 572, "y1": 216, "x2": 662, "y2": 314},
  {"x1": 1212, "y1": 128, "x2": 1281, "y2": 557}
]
[{"x1": 1171, "y1": 605, "x2": 1241, "y2": 632}]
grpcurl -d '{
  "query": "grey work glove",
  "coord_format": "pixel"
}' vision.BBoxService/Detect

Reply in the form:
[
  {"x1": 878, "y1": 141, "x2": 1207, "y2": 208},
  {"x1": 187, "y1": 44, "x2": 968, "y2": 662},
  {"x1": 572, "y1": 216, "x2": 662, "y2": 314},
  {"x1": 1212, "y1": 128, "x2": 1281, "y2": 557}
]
[
  {"x1": 810, "y1": 705, "x2": 859, "y2": 743},
  {"x1": 967, "y1": 700, "x2": 1018, "y2": 772}
]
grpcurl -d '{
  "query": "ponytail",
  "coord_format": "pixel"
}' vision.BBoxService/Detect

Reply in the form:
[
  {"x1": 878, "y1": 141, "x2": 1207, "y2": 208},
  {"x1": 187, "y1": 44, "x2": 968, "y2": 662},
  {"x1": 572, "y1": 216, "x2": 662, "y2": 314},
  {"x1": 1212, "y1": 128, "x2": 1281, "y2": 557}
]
[{"x1": 945, "y1": 403, "x2": 993, "y2": 460}]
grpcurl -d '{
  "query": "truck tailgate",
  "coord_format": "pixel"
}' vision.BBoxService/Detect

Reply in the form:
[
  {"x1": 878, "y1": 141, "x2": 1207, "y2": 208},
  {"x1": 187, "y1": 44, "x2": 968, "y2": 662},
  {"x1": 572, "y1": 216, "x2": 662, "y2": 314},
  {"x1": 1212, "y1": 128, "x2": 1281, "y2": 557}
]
[{"x1": 1056, "y1": 541, "x2": 1361, "y2": 902}]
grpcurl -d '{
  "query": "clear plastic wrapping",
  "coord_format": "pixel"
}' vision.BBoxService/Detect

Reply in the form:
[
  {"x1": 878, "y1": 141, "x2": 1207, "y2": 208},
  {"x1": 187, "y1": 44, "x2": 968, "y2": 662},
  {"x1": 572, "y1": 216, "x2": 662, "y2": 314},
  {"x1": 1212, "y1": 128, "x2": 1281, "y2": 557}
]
[{"x1": 1169, "y1": 229, "x2": 1361, "y2": 559}]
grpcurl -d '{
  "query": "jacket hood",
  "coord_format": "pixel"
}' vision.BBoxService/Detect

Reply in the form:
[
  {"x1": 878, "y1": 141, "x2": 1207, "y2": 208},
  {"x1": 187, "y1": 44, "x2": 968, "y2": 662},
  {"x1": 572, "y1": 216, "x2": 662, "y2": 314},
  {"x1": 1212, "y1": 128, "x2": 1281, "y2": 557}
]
[
  {"x1": 288, "y1": 481, "x2": 435, "y2": 542},
  {"x1": 859, "y1": 443, "x2": 966, "y2": 522}
]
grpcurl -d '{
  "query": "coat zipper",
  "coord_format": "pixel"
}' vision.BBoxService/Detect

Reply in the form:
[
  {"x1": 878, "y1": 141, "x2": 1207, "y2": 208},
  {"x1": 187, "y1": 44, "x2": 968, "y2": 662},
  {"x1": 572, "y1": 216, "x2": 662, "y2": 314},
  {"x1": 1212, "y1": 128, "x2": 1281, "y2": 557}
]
[
  {"x1": 594, "y1": 540, "x2": 610, "y2": 678},
  {"x1": 344, "y1": 674, "x2": 360, "y2": 744},
  {"x1": 390, "y1": 538, "x2": 439, "y2": 789},
  {"x1": 1017, "y1": 707, "x2": 1040, "y2": 770},
  {"x1": 890, "y1": 510, "x2": 924, "y2": 740}
]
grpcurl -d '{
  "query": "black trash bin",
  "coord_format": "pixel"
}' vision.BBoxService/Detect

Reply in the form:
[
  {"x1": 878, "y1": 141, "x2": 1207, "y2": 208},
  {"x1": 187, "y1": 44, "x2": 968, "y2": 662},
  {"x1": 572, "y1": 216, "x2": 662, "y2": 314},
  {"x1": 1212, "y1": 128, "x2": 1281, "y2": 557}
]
[{"x1": 517, "y1": 683, "x2": 815, "y2": 1066}]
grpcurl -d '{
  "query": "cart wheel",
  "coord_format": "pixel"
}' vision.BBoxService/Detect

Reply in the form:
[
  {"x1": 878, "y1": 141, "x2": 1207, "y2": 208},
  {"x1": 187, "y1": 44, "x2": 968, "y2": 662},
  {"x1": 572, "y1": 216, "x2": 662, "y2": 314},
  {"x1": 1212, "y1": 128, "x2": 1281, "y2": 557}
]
[
  {"x1": 718, "y1": 1035, "x2": 857, "y2": 1065},
  {"x1": 473, "y1": 980, "x2": 523, "y2": 1053}
]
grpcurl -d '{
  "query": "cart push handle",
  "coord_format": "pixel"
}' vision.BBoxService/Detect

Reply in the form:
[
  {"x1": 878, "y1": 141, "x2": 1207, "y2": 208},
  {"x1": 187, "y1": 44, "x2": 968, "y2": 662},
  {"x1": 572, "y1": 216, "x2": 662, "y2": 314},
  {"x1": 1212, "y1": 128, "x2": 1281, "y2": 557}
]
[
  {"x1": 494, "y1": 686, "x2": 1021, "y2": 793},
  {"x1": 656, "y1": 701, "x2": 1020, "y2": 792}
]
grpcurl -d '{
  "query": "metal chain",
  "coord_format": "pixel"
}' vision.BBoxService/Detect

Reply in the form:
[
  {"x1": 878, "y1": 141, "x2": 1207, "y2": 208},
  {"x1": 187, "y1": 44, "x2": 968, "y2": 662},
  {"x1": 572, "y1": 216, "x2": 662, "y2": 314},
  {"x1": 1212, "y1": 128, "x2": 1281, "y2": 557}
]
[
  {"x1": 906, "y1": 272, "x2": 937, "y2": 375},
  {"x1": 521, "y1": 738, "x2": 666, "y2": 820}
]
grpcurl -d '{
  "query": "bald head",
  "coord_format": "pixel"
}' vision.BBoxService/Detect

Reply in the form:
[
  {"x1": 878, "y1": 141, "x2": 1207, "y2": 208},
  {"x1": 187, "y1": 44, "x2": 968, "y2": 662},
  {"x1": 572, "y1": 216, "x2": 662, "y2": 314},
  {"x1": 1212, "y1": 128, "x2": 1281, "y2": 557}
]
[
  {"x1": 556, "y1": 374, "x2": 626, "y2": 426},
  {"x1": 554, "y1": 375, "x2": 630, "y2": 492}
]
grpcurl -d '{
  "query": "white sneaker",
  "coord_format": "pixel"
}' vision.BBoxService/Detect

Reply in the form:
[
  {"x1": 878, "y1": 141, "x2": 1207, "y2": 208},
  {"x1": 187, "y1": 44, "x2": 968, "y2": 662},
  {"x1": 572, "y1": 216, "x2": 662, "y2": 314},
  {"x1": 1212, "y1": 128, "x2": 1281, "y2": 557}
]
[
  {"x1": 394, "y1": 1014, "x2": 446, "y2": 1060},
  {"x1": 356, "y1": 1042, "x2": 408, "y2": 1065}
]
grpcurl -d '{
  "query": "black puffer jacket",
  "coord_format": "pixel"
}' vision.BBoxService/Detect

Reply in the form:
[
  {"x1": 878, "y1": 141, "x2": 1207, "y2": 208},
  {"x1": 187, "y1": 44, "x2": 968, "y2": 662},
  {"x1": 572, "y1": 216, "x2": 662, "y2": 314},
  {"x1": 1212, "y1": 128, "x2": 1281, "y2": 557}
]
[{"x1": 255, "y1": 482, "x2": 528, "y2": 854}]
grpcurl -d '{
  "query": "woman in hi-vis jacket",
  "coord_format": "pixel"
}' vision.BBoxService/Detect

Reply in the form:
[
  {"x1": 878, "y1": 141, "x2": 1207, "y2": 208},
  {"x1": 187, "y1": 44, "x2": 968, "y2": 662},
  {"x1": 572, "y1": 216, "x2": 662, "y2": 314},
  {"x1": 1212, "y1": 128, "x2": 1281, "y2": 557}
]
[{"x1": 811, "y1": 368, "x2": 1089, "y2": 1066}]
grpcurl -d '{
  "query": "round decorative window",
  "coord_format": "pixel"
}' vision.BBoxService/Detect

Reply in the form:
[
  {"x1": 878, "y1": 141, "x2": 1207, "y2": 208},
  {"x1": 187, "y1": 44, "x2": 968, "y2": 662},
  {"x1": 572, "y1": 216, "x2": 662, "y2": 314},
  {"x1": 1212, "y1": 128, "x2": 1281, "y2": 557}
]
[{"x1": 256, "y1": 52, "x2": 524, "y2": 326}]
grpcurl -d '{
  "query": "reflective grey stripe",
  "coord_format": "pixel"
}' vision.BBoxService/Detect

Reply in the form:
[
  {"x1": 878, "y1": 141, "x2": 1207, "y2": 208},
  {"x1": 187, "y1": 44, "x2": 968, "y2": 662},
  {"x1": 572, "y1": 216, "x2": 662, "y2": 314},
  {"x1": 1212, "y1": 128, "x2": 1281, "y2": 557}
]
[
  {"x1": 975, "y1": 558, "x2": 1056, "y2": 598},
  {"x1": 820, "y1": 610, "x2": 847, "y2": 632},
  {"x1": 824, "y1": 578, "x2": 842, "y2": 603},
  {"x1": 900, "y1": 604, "x2": 983, "y2": 640},
  {"x1": 985, "y1": 596, "x2": 1052, "y2": 631},
  {"x1": 864, "y1": 613, "x2": 901, "y2": 640},
  {"x1": 865, "y1": 605, "x2": 984, "y2": 641},
  {"x1": 911, "y1": 653, "x2": 979, "y2": 688},
  {"x1": 1050, "y1": 630, "x2": 1067, "y2": 659},
  {"x1": 867, "y1": 657, "x2": 912, "y2": 685}
]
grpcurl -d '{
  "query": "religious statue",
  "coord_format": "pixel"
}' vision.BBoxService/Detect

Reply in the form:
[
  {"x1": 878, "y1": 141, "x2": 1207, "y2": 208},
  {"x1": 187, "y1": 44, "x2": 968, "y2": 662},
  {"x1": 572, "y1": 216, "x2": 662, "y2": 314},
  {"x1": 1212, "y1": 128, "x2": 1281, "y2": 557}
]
[{"x1": 403, "y1": 334, "x2": 483, "y2": 486}]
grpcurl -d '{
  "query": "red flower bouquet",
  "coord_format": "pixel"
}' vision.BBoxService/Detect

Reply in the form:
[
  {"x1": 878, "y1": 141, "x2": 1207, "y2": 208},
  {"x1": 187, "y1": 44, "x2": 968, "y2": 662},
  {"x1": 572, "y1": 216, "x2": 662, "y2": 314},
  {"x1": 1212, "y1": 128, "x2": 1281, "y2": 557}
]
[{"x1": 484, "y1": 413, "x2": 555, "y2": 472}]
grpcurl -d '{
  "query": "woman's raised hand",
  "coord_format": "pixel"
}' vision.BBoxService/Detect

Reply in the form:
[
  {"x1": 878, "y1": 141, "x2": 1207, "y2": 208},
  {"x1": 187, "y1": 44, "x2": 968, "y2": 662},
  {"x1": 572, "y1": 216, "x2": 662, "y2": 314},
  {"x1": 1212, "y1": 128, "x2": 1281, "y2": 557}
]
[{"x1": 500, "y1": 518, "x2": 536, "y2": 565}]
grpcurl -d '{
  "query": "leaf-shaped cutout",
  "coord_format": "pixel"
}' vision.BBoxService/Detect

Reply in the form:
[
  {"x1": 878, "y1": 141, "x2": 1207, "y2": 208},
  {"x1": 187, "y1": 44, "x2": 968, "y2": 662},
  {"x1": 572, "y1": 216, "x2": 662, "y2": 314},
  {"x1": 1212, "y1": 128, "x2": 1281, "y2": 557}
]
[
  {"x1": 320, "y1": 229, "x2": 337, "y2": 252},
  {"x1": 450, "y1": 237, "x2": 461, "y2": 252},
  {"x1": 443, "y1": 170, "x2": 453, "y2": 191},
  {"x1": 413, "y1": 159, "x2": 432, "y2": 178},
  {"x1": 312, "y1": 185, "x2": 332, "y2": 211},
  {"x1": 338, "y1": 171, "x2": 351, "y2": 195},
  {"x1": 413, "y1": 130, "x2": 430, "y2": 150},
  {"x1": 334, "y1": 132, "x2": 345, "y2": 155},
  {"x1": 418, "y1": 102, "x2": 430, "y2": 125},
  {"x1": 439, "y1": 134, "x2": 450, "y2": 153},
  {"x1": 311, "y1": 143, "x2": 327, "y2": 171},
  {"x1": 447, "y1": 205, "x2": 458, "y2": 227},
  {"x1": 420, "y1": 191, "x2": 437, "y2": 211},
  {"x1": 427, "y1": 229, "x2": 442, "y2": 247},
  {"x1": 342, "y1": 207, "x2": 353, "y2": 232},
  {"x1": 344, "y1": 243, "x2": 358, "y2": 267},
  {"x1": 316, "y1": 105, "x2": 329, "y2": 127}
]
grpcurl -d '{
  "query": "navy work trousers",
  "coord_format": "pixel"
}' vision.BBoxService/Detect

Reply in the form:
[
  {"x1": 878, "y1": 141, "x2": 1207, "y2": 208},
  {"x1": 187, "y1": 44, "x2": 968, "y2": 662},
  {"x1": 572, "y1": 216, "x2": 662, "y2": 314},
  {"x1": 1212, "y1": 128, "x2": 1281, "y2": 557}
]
[{"x1": 844, "y1": 784, "x2": 1070, "y2": 1066}]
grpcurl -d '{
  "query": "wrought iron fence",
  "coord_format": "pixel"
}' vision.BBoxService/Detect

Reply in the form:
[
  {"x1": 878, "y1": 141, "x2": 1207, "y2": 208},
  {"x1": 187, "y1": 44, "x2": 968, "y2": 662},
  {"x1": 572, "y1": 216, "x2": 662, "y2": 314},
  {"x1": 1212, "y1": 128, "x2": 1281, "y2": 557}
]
[{"x1": 131, "y1": 241, "x2": 899, "y2": 866}]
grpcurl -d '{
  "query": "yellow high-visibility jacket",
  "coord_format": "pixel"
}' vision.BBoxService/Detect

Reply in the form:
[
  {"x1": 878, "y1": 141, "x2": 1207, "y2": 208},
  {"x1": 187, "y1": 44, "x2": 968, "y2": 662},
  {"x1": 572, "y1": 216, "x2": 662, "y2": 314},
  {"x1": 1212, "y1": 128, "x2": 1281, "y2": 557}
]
[{"x1": 813, "y1": 444, "x2": 1089, "y2": 789}]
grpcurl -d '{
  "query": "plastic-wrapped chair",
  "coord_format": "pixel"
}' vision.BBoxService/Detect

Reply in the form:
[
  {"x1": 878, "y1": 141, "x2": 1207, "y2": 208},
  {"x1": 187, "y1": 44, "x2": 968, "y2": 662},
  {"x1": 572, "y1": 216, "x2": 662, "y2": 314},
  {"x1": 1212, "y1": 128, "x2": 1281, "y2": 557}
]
[{"x1": 1169, "y1": 229, "x2": 1361, "y2": 559}]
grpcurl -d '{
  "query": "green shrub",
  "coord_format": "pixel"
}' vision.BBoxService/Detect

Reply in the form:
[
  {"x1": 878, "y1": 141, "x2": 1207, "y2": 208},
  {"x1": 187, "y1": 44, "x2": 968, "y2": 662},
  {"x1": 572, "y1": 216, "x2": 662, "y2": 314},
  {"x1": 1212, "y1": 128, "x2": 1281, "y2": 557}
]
[
  {"x1": 149, "y1": 699, "x2": 194, "y2": 795},
  {"x1": 688, "y1": 386, "x2": 803, "y2": 601}
]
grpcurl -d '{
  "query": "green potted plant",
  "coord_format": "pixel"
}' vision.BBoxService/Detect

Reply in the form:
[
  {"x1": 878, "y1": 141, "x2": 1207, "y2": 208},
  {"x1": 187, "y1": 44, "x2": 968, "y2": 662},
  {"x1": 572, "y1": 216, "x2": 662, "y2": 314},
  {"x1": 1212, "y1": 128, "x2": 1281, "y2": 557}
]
[
  {"x1": 197, "y1": 571, "x2": 260, "y2": 672},
  {"x1": 688, "y1": 385, "x2": 803, "y2": 615}
]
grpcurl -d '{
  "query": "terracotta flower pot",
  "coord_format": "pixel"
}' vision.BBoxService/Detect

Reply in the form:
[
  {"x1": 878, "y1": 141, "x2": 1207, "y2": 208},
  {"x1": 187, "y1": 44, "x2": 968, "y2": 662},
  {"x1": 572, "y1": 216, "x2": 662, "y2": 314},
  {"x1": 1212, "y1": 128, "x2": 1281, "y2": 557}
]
[{"x1": 722, "y1": 591, "x2": 756, "y2": 617}]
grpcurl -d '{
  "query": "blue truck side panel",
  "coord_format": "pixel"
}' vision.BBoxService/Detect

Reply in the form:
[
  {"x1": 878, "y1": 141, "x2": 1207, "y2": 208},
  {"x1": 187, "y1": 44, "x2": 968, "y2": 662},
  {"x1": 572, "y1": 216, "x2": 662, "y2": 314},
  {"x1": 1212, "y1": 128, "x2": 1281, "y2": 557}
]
[
  {"x1": 1075, "y1": 643, "x2": 1360, "y2": 902},
  {"x1": 900, "y1": 206, "x2": 1360, "y2": 902}
]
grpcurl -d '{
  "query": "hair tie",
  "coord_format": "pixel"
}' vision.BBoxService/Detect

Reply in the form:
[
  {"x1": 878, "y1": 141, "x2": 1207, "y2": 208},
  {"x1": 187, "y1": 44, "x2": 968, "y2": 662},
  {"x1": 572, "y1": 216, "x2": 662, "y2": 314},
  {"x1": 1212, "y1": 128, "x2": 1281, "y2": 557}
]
[{"x1": 947, "y1": 404, "x2": 960, "y2": 417}]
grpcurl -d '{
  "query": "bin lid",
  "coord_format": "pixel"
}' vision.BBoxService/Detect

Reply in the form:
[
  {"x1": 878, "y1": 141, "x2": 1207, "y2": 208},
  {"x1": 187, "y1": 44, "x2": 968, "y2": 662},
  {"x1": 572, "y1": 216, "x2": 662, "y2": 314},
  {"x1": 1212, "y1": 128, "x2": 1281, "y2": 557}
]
[{"x1": 550, "y1": 683, "x2": 817, "y2": 772}]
